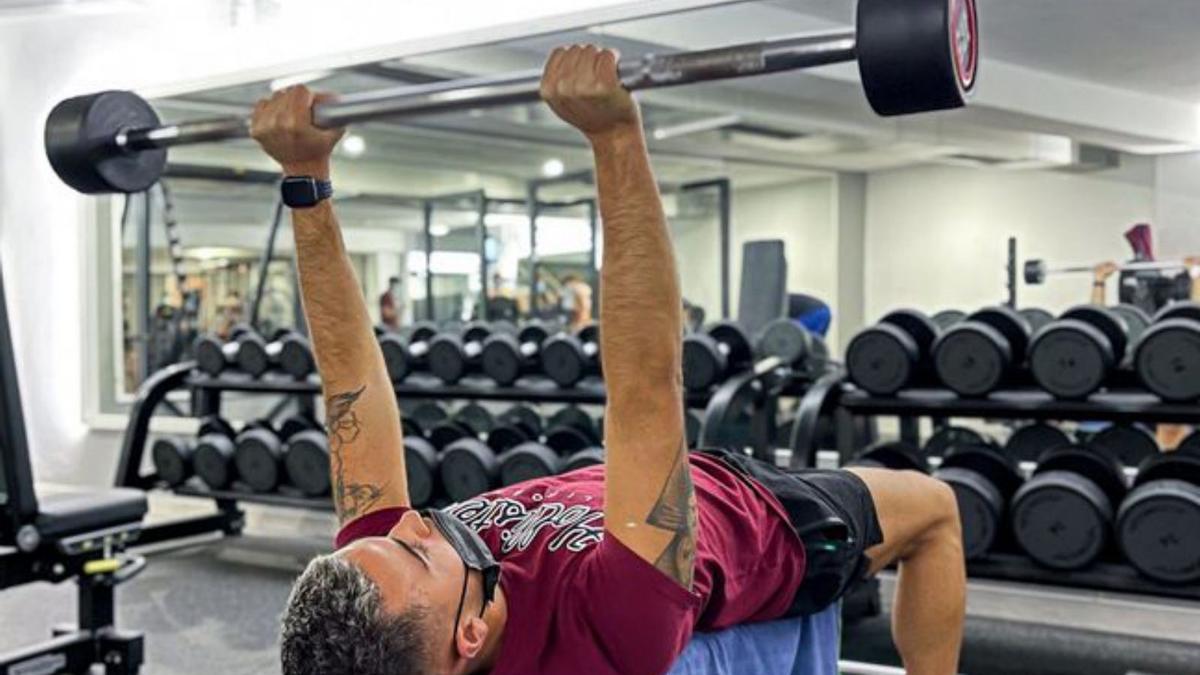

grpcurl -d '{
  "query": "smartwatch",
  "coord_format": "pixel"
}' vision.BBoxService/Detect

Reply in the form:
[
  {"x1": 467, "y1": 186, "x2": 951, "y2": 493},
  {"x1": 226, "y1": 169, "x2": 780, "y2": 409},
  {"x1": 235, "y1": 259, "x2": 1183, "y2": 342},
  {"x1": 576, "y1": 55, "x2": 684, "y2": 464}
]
[{"x1": 281, "y1": 176, "x2": 333, "y2": 209}]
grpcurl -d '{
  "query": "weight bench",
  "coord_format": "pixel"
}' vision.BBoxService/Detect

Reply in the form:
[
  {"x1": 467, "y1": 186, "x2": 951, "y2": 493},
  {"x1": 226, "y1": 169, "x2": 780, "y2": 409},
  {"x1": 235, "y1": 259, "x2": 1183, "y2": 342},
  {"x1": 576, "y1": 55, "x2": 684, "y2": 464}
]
[{"x1": 0, "y1": 259, "x2": 148, "y2": 674}]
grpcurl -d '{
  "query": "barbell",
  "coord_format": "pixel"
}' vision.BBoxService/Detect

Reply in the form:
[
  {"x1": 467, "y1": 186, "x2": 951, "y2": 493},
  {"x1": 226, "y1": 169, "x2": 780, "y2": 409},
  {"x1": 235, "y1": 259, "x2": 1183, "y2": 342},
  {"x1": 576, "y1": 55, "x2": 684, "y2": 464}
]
[
  {"x1": 45, "y1": 0, "x2": 977, "y2": 195},
  {"x1": 1024, "y1": 258, "x2": 1190, "y2": 285}
]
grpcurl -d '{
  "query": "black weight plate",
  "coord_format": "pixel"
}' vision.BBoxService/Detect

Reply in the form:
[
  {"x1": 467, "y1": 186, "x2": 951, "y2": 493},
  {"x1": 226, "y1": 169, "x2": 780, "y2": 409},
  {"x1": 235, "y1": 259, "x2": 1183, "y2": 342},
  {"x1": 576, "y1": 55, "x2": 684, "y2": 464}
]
[
  {"x1": 197, "y1": 415, "x2": 236, "y2": 440},
  {"x1": 709, "y1": 321, "x2": 754, "y2": 366},
  {"x1": 504, "y1": 405, "x2": 543, "y2": 436},
  {"x1": 152, "y1": 438, "x2": 193, "y2": 487},
  {"x1": 1089, "y1": 424, "x2": 1158, "y2": 468},
  {"x1": 427, "y1": 334, "x2": 468, "y2": 383},
  {"x1": 937, "y1": 466, "x2": 1003, "y2": 560},
  {"x1": 235, "y1": 334, "x2": 271, "y2": 377},
  {"x1": 545, "y1": 426, "x2": 594, "y2": 455},
  {"x1": 455, "y1": 403, "x2": 495, "y2": 435},
  {"x1": 1004, "y1": 423, "x2": 1071, "y2": 464},
  {"x1": 404, "y1": 436, "x2": 439, "y2": 507},
  {"x1": 846, "y1": 324, "x2": 919, "y2": 395},
  {"x1": 284, "y1": 431, "x2": 331, "y2": 497},
  {"x1": 941, "y1": 444, "x2": 1022, "y2": 500},
  {"x1": 970, "y1": 306, "x2": 1031, "y2": 361},
  {"x1": 882, "y1": 309, "x2": 939, "y2": 359},
  {"x1": 278, "y1": 334, "x2": 315, "y2": 379},
  {"x1": 686, "y1": 411, "x2": 702, "y2": 449},
  {"x1": 1117, "y1": 480, "x2": 1200, "y2": 584},
  {"x1": 756, "y1": 318, "x2": 812, "y2": 366},
  {"x1": 1134, "y1": 319, "x2": 1200, "y2": 402},
  {"x1": 461, "y1": 322, "x2": 494, "y2": 345},
  {"x1": 933, "y1": 323, "x2": 1010, "y2": 397},
  {"x1": 1154, "y1": 301, "x2": 1200, "y2": 324},
  {"x1": 439, "y1": 439, "x2": 498, "y2": 502},
  {"x1": 563, "y1": 447, "x2": 605, "y2": 472},
  {"x1": 1177, "y1": 431, "x2": 1200, "y2": 455},
  {"x1": 429, "y1": 421, "x2": 470, "y2": 451},
  {"x1": 234, "y1": 428, "x2": 283, "y2": 493},
  {"x1": 540, "y1": 335, "x2": 588, "y2": 387},
  {"x1": 481, "y1": 333, "x2": 524, "y2": 385},
  {"x1": 487, "y1": 424, "x2": 532, "y2": 454},
  {"x1": 931, "y1": 309, "x2": 967, "y2": 331},
  {"x1": 547, "y1": 407, "x2": 596, "y2": 438},
  {"x1": 1109, "y1": 304, "x2": 1152, "y2": 347},
  {"x1": 1018, "y1": 308, "x2": 1055, "y2": 335},
  {"x1": 499, "y1": 443, "x2": 562, "y2": 486},
  {"x1": 578, "y1": 324, "x2": 600, "y2": 345},
  {"x1": 855, "y1": 0, "x2": 977, "y2": 116},
  {"x1": 682, "y1": 333, "x2": 728, "y2": 390},
  {"x1": 1024, "y1": 260, "x2": 1047, "y2": 285},
  {"x1": 1037, "y1": 445, "x2": 1127, "y2": 509},
  {"x1": 193, "y1": 335, "x2": 228, "y2": 376},
  {"x1": 193, "y1": 434, "x2": 236, "y2": 490},
  {"x1": 517, "y1": 322, "x2": 552, "y2": 346},
  {"x1": 279, "y1": 414, "x2": 319, "y2": 440},
  {"x1": 409, "y1": 321, "x2": 439, "y2": 343},
  {"x1": 45, "y1": 90, "x2": 167, "y2": 194},
  {"x1": 1012, "y1": 470, "x2": 1112, "y2": 570},
  {"x1": 401, "y1": 417, "x2": 425, "y2": 439},
  {"x1": 409, "y1": 402, "x2": 448, "y2": 428},
  {"x1": 923, "y1": 425, "x2": 985, "y2": 458},
  {"x1": 1132, "y1": 452, "x2": 1200, "y2": 488},
  {"x1": 850, "y1": 441, "x2": 926, "y2": 472},
  {"x1": 1028, "y1": 320, "x2": 1113, "y2": 400},
  {"x1": 379, "y1": 334, "x2": 412, "y2": 382},
  {"x1": 1062, "y1": 305, "x2": 1128, "y2": 363}
]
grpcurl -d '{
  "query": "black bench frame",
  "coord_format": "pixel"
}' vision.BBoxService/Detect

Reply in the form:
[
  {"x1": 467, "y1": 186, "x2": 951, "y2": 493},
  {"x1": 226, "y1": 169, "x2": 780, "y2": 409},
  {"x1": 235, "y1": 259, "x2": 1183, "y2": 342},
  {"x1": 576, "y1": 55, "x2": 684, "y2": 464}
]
[{"x1": 0, "y1": 259, "x2": 145, "y2": 674}]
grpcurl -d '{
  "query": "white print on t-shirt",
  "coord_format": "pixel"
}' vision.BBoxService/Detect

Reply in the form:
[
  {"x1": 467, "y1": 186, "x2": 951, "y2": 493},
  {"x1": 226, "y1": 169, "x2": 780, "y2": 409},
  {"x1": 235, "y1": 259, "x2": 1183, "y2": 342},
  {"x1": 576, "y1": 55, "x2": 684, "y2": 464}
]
[{"x1": 446, "y1": 495, "x2": 605, "y2": 554}]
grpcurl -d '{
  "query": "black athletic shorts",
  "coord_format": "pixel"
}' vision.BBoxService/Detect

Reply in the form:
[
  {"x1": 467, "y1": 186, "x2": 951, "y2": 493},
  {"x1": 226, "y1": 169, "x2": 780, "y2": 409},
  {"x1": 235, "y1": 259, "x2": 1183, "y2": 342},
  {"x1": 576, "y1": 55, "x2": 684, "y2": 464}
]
[{"x1": 698, "y1": 448, "x2": 885, "y2": 617}]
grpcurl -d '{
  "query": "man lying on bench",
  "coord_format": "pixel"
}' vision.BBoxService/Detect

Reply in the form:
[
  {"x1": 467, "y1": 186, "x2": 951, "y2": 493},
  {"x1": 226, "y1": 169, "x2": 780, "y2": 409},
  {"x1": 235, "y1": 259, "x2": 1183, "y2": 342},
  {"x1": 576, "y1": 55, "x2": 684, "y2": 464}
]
[{"x1": 251, "y1": 45, "x2": 966, "y2": 675}]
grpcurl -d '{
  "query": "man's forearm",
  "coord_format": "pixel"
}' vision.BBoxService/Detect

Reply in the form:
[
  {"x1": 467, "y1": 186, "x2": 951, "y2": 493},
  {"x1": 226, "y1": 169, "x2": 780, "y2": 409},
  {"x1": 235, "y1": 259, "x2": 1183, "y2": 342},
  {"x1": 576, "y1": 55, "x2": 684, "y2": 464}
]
[{"x1": 592, "y1": 129, "x2": 682, "y2": 399}]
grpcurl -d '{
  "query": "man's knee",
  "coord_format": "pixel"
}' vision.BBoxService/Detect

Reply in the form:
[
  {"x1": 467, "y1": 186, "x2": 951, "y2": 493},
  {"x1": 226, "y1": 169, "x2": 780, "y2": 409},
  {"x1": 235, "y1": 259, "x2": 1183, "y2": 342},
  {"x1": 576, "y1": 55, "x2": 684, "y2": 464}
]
[
  {"x1": 853, "y1": 468, "x2": 962, "y2": 564},
  {"x1": 911, "y1": 474, "x2": 961, "y2": 552}
]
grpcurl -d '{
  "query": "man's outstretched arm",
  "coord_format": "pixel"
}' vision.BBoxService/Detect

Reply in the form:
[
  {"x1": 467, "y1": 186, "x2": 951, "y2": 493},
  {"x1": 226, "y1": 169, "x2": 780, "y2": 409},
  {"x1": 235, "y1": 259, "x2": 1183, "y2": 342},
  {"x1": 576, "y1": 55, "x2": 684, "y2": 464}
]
[
  {"x1": 250, "y1": 86, "x2": 409, "y2": 523},
  {"x1": 542, "y1": 46, "x2": 695, "y2": 589}
]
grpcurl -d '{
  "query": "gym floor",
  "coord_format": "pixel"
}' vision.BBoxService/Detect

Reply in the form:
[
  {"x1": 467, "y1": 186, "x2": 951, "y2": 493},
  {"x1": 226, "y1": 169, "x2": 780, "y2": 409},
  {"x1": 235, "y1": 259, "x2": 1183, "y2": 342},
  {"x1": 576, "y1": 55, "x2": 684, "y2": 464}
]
[{"x1": 3, "y1": 490, "x2": 1198, "y2": 675}]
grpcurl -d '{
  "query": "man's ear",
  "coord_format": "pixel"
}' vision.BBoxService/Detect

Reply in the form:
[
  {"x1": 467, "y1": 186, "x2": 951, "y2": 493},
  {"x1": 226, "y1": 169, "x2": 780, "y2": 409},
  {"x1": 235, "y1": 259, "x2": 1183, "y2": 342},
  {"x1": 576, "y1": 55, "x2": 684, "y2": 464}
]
[{"x1": 455, "y1": 615, "x2": 489, "y2": 660}]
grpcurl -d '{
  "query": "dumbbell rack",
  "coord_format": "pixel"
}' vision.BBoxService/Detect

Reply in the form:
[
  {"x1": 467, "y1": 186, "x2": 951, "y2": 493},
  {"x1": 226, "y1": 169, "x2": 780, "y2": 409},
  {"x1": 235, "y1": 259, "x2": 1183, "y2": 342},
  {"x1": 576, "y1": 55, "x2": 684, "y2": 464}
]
[
  {"x1": 114, "y1": 362, "x2": 718, "y2": 547},
  {"x1": 790, "y1": 373, "x2": 1200, "y2": 602}
]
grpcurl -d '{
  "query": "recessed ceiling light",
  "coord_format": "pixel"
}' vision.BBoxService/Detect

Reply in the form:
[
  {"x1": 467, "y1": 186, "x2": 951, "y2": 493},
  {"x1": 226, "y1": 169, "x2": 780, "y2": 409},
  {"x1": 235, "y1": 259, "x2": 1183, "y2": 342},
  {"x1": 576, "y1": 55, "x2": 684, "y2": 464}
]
[{"x1": 541, "y1": 158, "x2": 565, "y2": 178}]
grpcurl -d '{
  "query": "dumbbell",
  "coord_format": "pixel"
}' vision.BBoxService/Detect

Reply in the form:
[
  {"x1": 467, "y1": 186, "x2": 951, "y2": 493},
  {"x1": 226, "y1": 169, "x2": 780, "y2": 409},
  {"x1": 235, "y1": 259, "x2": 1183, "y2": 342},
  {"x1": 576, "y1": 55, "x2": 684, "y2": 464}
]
[
  {"x1": 151, "y1": 436, "x2": 195, "y2": 487},
  {"x1": 481, "y1": 321, "x2": 557, "y2": 386},
  {"x1": 922, "y1": 425, "x2": 991, "y2": 459},
  {"x1": 192, "y1": 416, "x2": 238, "y2": 490},
  {"x1": 282, "y1": 417, "x2": 331, "y2": 497},
  {"x1": 933, "y1": 306, "x2": 1031, "y2": 397},
  {"x1": 934, "y1": 444, "x2": 1022, "y2": 560},
  {"x1": 1018, "y1": 307, "x2": 1055, "y2": 334},
  {"x1": 931, "y1": 309, "x2": 966, "y2": 331},
  {"x1": 405, "y1": 436, "x2": 440, "y2": 508},
  {"x1": 1085, "y1": 423, "x2": 1159, "y2": 468},
  {"x1": 1028, "y1": 305, "x2": 1130, "y2": 399},
  {"x1": 755, "y1": 318, "x2": 830, "y2": 376},
  {"x1": 487, "y1": 405, "x2": 544, "y2": 454},
  {"x1": 1004, "y1": 422, "x2": 1072, "y2": 464},
  {"x1": 1108, "y1": 304, "x2": 1152, "y2": 346},
  {"x1": 440, "y1": 436, "x2": 499, "y2": 502},
  {"x1": 193, "y1": 324, "x2": 252, "y2": 376},
  {"x1": 562, "y1": 447, "x2": 605, "y2": 472},
  {"x1": 846, "y1": 310, "x2": 939, "y2": 396},
  {"x1": 235, "y1": 327, "x2": 315, "y2": 379},
  {"x1": 1011, "y1": 445, "x2": 1127, "y2": 570},
  {"x1": 235, "y1": 415, "x2": 321, "y2": 493},
  {"x1": 1117, "y1": 450, "x2": 1200, "y2": 584},
  {"x1": 1134, "y1": 302, "x2": 1200, "y2": 402},
  {"x1": 544, "y1": 407, "x2": 602, "y2": 455},
  {"x1": 428, "y1": 403, "x2": 495, "y2": 450},
  {"x1": 682, "y1": 321, "x2": 754, "y2": 390},
  {"x1": 541, "y1": 324, "x2": 601, "y2": 387},
  {"x1": 428, "y1": 322, "x2": 509, "y2": 384},
  {"x1": 846, "y1": 441, "x2": 928, "y2": 472},
  {"x1": 379, "y1": 321, "x2": 438, "y2": 383},
  {"x1": 401, "y1": 401, "x2": 448, "y2": 439},
  {"x1": 498, "y1": 442, "x2": 563, "y2": 487}
]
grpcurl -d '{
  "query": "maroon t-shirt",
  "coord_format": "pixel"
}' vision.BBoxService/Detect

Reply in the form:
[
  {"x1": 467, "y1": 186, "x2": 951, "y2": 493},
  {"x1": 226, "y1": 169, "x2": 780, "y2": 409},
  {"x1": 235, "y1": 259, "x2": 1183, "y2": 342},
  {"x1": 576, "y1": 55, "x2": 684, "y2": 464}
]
[{"x1": 336, "y1": 453, "x2": 806, "y2": 675}]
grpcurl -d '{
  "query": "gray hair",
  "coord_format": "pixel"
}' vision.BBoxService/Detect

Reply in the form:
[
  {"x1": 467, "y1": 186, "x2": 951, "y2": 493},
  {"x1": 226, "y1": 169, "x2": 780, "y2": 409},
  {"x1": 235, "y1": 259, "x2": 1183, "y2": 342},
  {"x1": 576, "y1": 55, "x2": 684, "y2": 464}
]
[{"x1": 280, "y1": 554, "x2": 431, "y2": 675}]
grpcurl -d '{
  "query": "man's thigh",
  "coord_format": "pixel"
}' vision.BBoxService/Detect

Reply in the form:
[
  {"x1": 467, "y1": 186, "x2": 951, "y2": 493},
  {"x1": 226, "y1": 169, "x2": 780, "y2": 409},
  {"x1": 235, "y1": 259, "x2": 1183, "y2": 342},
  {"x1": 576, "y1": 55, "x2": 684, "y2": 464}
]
[{"x1": 845, "y1": 467, "x2": 960, "y2": 576}]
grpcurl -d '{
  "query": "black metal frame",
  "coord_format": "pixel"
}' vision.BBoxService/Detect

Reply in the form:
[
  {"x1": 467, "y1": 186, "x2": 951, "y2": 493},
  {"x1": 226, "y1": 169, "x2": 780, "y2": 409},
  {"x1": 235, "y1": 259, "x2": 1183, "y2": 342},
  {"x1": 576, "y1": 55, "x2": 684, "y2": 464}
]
[
  {"x1": 0, "y1": 260, "x2": 38, "y2": 537},
  {"x1": 788, "y1": 375, "x2": 1200, "y2": 601}
]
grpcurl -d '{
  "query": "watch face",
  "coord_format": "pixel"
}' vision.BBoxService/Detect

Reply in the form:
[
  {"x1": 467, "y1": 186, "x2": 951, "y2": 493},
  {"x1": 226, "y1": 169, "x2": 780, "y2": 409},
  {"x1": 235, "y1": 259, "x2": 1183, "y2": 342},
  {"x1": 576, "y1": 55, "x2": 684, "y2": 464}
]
[{"x1": 282, "y1": 177, "x2": 319, "y2": 208}]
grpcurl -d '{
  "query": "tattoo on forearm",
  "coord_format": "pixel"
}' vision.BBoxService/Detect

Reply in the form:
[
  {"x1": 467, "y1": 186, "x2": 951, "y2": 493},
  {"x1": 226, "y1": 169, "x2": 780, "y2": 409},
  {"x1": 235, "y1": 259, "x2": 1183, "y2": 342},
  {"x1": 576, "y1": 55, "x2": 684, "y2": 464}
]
[
  {"x1": 645, "y1": 443, "x2": 697, "y2": 589},
  {"x1": 326, "y1": 385, "x2": 385, "y2": 520}
]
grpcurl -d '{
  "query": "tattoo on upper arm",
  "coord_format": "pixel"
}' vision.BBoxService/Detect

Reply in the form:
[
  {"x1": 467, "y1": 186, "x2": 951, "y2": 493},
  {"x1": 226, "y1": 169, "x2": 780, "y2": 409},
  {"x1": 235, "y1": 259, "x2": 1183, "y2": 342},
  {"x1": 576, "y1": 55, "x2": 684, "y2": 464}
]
[
  {"x1": 326, "y1": 385, "x2": 386, "y2": 521},
  {"x1": 644, "y1": 442, "x2": 697, "y2": 590}
]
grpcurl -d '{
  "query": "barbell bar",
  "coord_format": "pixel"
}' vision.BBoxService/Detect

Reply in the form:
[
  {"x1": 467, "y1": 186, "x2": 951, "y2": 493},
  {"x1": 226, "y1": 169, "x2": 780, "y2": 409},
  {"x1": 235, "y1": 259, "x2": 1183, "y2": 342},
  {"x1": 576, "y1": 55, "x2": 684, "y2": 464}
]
[
  {"x1": 1024, "y1": 258, "x2": 1191, "y2": 285},
  {"x1": 45, "y1": 0, "x2": 977, "y2": 195}
]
